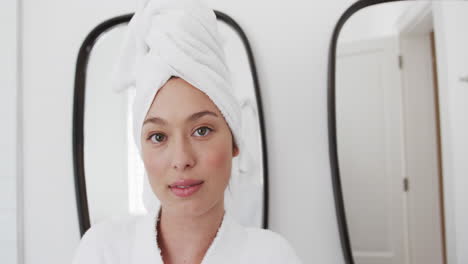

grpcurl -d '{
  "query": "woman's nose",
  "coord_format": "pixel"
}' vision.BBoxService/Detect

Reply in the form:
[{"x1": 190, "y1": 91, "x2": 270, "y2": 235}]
[{"x1": 171, "y1": 138, "x2": 196, "y2": 170}]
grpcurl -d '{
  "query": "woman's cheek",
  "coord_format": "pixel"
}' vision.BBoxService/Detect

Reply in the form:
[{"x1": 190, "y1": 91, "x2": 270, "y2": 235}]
[
  {"x1": 142, "y1": 149, "x2": 164, "y2": 178},
  {"x1": 144, "y1": 156, "x2": 167, "y2": 197},
  {"x1": 204, "y1": 143, "x2": 232, "y2": 171},
  {"x1": 145, "y1": 154, "x2": 163, "y2": 175}
]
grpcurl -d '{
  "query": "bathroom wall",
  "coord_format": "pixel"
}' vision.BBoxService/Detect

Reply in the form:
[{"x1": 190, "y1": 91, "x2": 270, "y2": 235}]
[
  {"x1": 433, "y1": 3, "x2": 468, "y2": 264},
  {"x1": 0, "y1": 0, "x2": 20, "y2": 263}
]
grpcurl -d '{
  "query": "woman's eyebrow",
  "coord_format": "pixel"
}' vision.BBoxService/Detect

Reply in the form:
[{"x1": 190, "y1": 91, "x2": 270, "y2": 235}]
[
  {"x1": 143, "y1": 110, "x2": 218, "y2": 126},
  {"x1": 187, "y1": 110, "x2": 219, "y2": 122}
]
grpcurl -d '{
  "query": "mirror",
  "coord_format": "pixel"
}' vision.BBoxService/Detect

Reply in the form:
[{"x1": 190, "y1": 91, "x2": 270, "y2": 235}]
[
  {"x1": 73, "y1": 12, "x2": 268, "y2": 236},
  {"x1": 330, "y1": 1, "x2": 468, "y2": 264}
]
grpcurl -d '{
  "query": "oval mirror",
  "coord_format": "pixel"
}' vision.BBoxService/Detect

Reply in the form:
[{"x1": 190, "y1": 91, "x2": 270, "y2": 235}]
[
  {"x1": 329, "y1": 1, "x2": 468, "y2": 264},
  {"x1": 73, "y1": 12, "x2": 269, "y2": 236}
]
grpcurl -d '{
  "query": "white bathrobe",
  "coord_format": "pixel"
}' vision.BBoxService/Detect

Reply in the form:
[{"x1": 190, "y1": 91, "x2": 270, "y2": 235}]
[{"x1": 71, "y1": 207, "x2": 303, "y2": 264}]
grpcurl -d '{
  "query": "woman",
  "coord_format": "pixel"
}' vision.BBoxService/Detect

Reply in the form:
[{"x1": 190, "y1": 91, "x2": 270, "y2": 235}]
[{"x1": 72, "y1": 0, "x2": 302, "y2": 263}]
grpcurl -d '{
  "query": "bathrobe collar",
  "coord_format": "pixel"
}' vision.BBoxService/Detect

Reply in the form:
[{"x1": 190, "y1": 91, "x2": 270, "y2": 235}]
[{"x1": 131, "y1": 204, "x2": 247, "y2": 263}]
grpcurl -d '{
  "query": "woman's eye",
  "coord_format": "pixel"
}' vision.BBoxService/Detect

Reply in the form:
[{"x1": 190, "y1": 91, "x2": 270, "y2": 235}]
[
  {"x1": 193, "y1": 126, "x2": 212, "y2": 137},
  {"x1": 149, "y1": 133, "x2": 166, "y2": 143}
]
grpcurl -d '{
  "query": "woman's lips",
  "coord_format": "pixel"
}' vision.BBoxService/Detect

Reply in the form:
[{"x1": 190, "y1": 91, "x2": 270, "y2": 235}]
[{"x1": 169, "y1": 179, "x2": 204, "y2": 198}]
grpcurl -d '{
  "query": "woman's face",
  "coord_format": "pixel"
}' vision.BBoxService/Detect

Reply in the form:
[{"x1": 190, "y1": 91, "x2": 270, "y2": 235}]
[{"x1": 141, "y1": 77, "x2": 239, "y2": 217}]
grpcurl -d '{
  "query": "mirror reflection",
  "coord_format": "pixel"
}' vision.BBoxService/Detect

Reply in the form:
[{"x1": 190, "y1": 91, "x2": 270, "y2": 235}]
[
  {"x1": 83, "y1": 20, "x2": 265, "y2": 228},
  {"x1": 336, "y1": 1, "x2": 468, "y2": 264}
]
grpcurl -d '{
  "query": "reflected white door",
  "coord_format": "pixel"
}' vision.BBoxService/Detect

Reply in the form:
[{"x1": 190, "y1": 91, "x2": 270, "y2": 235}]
[
  {"x1": 336, "y1": 37, "x2": 407, "y2": 264},
  {"x1": 399, "y1": 33, "x2": 445, "y2": 264}
]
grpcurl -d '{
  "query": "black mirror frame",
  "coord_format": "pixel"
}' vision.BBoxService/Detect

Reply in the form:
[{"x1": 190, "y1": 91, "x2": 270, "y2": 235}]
[
  {"x1": 73, "y1": 11, "x2": 269, "y2": 237},
  {"x1": 327, "y1": 0, "x2": 408, "y2": 263}
]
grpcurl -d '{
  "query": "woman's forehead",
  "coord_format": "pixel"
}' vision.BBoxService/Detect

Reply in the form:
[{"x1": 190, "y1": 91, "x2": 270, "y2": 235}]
[{"x1": 147, "y1": 78, "x2": 222, "y2": 119}]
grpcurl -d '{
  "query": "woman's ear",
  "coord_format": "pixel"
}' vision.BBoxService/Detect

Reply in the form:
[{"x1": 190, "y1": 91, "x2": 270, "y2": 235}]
[
  {"x1": 232, "y1": 135, "x2": 240, "y2": 157},
  {"x1": 233, "y1": 144, "x2": 240, "y2": 157}
]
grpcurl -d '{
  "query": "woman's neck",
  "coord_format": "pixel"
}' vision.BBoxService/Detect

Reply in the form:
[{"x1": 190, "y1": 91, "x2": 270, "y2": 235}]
[{"x1": 157, "y1": 201, "x2": 225, "y2": 264}]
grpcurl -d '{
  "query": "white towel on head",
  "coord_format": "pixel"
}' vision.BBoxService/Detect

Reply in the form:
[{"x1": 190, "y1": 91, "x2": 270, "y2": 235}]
[
  {"x1": 111, "y1": 0, "x2": 244, "y2": 212},
  {"x1": 112, "y1": 0, "x2": 243, "y2": 154}
]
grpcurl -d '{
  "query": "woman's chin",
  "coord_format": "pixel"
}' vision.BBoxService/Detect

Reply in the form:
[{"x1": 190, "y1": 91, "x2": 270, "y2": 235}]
[
  {"x1": 162, "y1": 199, "x2": 205, "y2": 216},
  {"x1": 163, "y1": 197, "x2": 223, "y2": 218}
]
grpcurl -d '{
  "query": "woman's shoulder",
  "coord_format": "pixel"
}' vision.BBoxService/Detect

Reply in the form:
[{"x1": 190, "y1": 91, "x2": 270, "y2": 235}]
[
  {"x1": 71, "y1": 214, "x2": 146, "y2": 264},
  {"x1": 241, "y1": 226, "x2": 303, "y2": 264},
  {"x1": 82, "y1": 214, "x2": 144, "y2": 242}
]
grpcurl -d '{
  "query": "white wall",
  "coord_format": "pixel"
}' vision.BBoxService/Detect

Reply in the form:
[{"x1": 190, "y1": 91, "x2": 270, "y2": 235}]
[
  {"x1": 433, "y1": 2, "x2": 468, "y2": 264},
  {"x1": 0, "y1": 0, "x2": 20, "y2": 263},
  {"x1": 17, "y1": 0, "x2": 358, "y2": 263}
]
